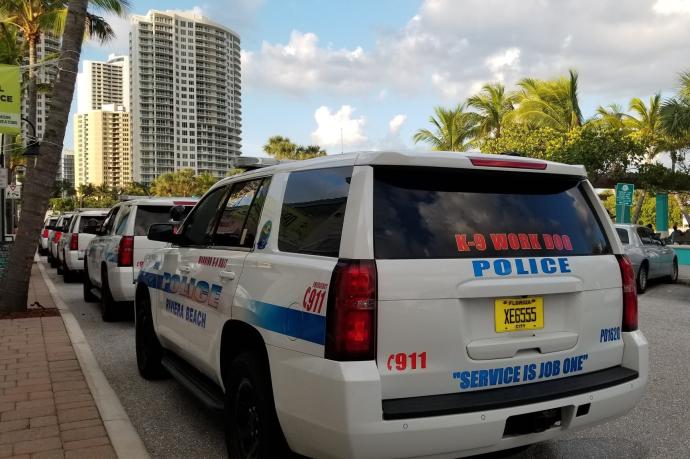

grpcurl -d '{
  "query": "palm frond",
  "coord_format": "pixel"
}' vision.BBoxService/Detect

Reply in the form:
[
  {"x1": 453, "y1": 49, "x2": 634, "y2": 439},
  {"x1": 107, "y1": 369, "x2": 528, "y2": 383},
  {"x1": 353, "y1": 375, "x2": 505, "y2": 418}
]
[{"x1": 85, "y1": 13, "x2": 114, "y2": 43}]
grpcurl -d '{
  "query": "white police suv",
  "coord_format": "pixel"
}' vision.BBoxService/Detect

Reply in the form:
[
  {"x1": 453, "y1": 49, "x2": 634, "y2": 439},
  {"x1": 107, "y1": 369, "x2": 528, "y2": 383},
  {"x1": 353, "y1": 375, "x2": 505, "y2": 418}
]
[
  {"x1": 83, "y1": 197, "x2": 197, "y2": 321},
  {"x1": 135, "y1": 151, "x2": 648, "y2": 459}
]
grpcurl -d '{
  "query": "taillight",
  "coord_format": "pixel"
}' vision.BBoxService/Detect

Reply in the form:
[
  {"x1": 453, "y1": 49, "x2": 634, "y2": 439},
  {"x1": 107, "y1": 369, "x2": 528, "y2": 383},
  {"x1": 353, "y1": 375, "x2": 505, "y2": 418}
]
[
  {"x1": 117, "y1": 236, "x2": 134, "y2": 267},
  {"x1": 325, "y1": 259, "x2": 377, "y2": 361},
  {"x1": 69, "y1": 233, "x2": 79, "y2": 251},
  {"x1": 617, "y1": 255, "x2": 638, "y2": 331},
  {"x1": 42, "y1": 229, "x2": 49, "y2": 238},
  {"x1": 469, "y1": 157, "x2": 547, "y2": 170},
  {"x1": 54, "y1": 232, "x2": 62, "y2": 242}
]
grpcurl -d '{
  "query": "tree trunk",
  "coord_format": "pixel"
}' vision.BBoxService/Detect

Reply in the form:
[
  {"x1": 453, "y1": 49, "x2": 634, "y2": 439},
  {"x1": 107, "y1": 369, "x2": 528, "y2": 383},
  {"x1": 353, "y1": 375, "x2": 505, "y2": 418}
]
[
  {"x1": 0, "y1": 0, "x2": 89, "y2": 311},
  {"x1": 632, "y1": 190, "x2": 646, "y2": 224},
  {"x1": 27, "y1": 36, "x2": 37, "y2": 142}
]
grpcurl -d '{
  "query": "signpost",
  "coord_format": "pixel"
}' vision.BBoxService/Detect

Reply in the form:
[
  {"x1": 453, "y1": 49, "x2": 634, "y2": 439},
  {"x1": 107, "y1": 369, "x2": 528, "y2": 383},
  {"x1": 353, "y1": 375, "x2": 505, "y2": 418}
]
[
  {"x1": 5, "y1": 184, "x2": 20, "y2": 200},
  {"x1": 615, "y1": 183, "x2": 634, "y2": 224}
]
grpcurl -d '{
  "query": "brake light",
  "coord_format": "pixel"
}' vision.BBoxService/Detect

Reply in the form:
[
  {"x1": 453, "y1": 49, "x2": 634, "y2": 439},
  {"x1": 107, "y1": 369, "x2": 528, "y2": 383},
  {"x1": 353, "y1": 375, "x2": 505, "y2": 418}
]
[
  {"x1": 325, "y1": 259, "x2": 377, "y2": 361},
  {"x1": 69, "y1": 233, "x2": 79, "y2": 251},
  {"x1": 42, "y1": 229, "x2": 48, "y2": 238},
  {"x1": 117, "y1": 236, "x2": 134, "y2": 267},
  {"x1": 54, "y1": 232, "x2": 62, "y2": 243},
  {"x1": 617, "y1": 255, "x2": 638, "y2": 331},
  {"x1": 469, "y1": 157, "x2": 547, "y2": 170}
]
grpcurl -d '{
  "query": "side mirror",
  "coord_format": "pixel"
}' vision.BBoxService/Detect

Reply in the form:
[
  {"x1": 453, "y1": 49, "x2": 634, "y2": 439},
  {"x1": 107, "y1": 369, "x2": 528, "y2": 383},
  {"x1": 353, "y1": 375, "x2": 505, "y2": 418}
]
[
  {"x1": 148, "y1": 223, "x2": 178, "y2": 243},
  {"x1": 169, "y1": 205, "x2": 188, "y2": 223}
]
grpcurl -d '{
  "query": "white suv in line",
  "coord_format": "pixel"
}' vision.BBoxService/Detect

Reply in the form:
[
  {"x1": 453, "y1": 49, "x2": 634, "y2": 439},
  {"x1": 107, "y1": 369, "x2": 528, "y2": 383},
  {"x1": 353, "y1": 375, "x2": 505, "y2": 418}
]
[
  {"x1": 48, "y1": 213, "x2": 74, "y2": 268},
  {"x1": 39, "y1": 216, "x2": 58, "y2": 256},
  {"x1": 56, "y1": 209, "x2": 109, "y2": 282},
  {"x1": 84, "y1": 197, "x2": 197, "y2": 321},
  {"x1": 135, "y1": 151, "x2": 648, "y2": 459}
]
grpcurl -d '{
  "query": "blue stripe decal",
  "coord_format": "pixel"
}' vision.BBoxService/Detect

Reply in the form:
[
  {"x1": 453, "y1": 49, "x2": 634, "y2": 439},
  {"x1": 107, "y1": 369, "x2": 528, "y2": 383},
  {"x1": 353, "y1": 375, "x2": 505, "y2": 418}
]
[
  {"x1": 246, "y1": 300, "x2": 326, "y2": 345},
  {"x1": 138, "y1": 270, "x2": 326, "y2": 345}
]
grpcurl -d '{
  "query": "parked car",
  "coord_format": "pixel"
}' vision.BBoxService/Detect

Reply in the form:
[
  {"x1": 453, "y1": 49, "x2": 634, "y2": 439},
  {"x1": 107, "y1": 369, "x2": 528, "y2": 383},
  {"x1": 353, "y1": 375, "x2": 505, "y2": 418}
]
[
  {"x1": 48, "y1": 214, "x2": 74, "y2": 268},
  {"x1": 135, "y1": 152, "x2": 648, "y2": 459},
  {"x1": 83, "y1": 197, "x2": 197, "y2": 321},
  {"x1": 39, "y1": 216, "x2": 58, "y2": 256},
  {"x1": 614, "y1": 224, "x2": 678, "y2": 293},
  {"x1": 57, "y1": 209, "x2": 109, "y2": 282}
]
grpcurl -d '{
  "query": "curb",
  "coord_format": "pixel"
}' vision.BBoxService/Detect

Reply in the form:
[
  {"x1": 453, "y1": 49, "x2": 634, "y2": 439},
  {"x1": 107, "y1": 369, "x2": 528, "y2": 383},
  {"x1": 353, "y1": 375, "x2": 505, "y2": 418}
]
[{"x1": 38, "y1": 262, "x2": 150, "y2": 459}]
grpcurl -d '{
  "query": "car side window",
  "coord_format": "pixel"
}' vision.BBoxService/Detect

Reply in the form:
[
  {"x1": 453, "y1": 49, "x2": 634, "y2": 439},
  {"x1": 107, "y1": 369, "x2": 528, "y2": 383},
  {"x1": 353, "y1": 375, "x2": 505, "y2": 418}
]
[
  {"x1": 616, "y1": 228, "x2": 629, "y2": 244},
  {"x1": 179, "y1": 186, "x2": 229, "y2": 246},
  {"x1": 115, "y1": 207, "x2": 131, "y2": 235},
  {"x1": 102, "y1": 207, "x2": 120, "y2": 235},
  {"x1": 637, "y1": 227, "x2": 654, "y2": 245},
  {"x1": 213, "y1": 178, "x2": 270, "y2": 248}
]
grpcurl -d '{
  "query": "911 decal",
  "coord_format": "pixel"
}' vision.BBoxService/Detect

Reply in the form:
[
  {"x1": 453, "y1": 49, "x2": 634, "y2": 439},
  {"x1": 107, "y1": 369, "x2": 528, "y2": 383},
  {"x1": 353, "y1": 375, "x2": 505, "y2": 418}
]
[
  {"x1": 387, "y1": 352, "x2": 427, "y2": 372},
  {"x1": 303, "y1": 282, "x2": 328, "y2": 313},
  {"x1": 451, "y1": 353, "x2": 589, "y2": 390}
]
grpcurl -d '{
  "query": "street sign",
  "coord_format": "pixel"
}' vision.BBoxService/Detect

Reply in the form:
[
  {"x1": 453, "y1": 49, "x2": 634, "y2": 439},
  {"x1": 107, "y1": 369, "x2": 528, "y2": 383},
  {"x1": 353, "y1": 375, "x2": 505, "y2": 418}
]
[
  {"x1": 0, "y1": 169, "x2": 7, "y2": 188},
  {"x1": 5, "y1": 184, "x2": 20, "y2": 199},
  {"x1": 0, "y1": 65, "x2": 21, "y2": 135},
  {"x1": 615, "y1": 183, "x2": 634, "y2": 206}
]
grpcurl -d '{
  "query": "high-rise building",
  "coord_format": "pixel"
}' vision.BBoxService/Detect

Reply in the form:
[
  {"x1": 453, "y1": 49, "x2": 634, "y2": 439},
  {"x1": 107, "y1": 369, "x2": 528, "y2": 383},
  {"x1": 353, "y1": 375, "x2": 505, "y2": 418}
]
[
  {"x1": 130, "y1": 10, "x2": 242, "y2": 184},
  {"x1": 76, "y1": 55, "x2": 130, "y2": 112},
  {"x1": 21, "y1": 33, "x2": 61, "y2": 141},
  {"x1": 74, "y1": 105, "x2": 132, "y2": 189},
  {"x1": 58, "y1": 149, "x2": 75, "y2": 188}
]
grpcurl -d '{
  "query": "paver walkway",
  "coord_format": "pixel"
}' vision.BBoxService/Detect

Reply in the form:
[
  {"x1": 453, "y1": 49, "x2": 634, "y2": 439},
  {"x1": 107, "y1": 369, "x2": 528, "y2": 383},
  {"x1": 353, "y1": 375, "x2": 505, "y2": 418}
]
[{"x1": 0, "y1": 263, "x2": 117, "y2": 458}]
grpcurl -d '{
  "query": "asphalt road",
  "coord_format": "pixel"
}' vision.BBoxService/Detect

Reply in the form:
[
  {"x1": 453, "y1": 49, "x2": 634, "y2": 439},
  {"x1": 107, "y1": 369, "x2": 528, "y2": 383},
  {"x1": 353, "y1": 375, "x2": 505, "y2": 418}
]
[{"x1": 41, "y1": 259, "x2": 690, "y2": 459}]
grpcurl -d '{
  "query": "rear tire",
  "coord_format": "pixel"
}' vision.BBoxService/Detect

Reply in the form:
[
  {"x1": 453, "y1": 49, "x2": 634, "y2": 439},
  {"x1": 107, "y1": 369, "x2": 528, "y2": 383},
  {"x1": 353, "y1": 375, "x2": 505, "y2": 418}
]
[
  {"x1": 101, "y1": 269, "x2": 118, "y2": 322},
  {"x1": 667, "y1": 258, "x2": 678, "y2": 284},
  {"x1": 637, "y1": 264, "x2": 648, "y2": 294},
  {"x1": 225, "y1": 352, "x2": 288, "y2": 459},
  {"x1": 63, "y1": 260, "x2": 77, "y2": 283},
  {"x1": 56, "y1": 255, "x2": 64, "y2": 275},
  {"x1": 135, "y1": 289, "x2": 168, "y2": 380},
  {"x1": 83, "y1": 262, "x2": 99, "y2": 303}
]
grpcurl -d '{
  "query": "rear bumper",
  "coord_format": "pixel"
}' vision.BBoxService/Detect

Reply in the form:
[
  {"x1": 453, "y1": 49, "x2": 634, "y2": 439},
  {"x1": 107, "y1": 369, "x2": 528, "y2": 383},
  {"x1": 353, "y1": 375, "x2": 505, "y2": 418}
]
[
  {"x1": 107, "y1": 266, "x2": 135, "y2": 302},
  {"x1": 65, "y1": 251, "x2": 83, "y2": 272},
  {"x1": 269, "y1": 330, "x2": 648, "y2": 459}
]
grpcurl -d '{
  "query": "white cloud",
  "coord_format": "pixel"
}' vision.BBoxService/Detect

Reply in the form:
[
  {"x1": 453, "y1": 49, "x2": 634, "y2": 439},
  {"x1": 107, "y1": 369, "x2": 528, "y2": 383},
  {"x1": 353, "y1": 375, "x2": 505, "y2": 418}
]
[
  {"x1": 653, "y1": 0, "x2": 690, "y2": 14},
  {"x1": 388, "y1": 114, "x2": 407, "y2": 135},
  {"x1": 311, "y1": 105, "x2": 367, "y2": 147}
]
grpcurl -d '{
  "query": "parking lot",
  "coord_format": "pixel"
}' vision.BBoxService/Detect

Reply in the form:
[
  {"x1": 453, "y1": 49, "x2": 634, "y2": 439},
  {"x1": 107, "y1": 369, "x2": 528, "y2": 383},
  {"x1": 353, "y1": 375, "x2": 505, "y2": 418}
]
[{"x1": 40, "y1": 260, "x2": 690, "y2": 459}]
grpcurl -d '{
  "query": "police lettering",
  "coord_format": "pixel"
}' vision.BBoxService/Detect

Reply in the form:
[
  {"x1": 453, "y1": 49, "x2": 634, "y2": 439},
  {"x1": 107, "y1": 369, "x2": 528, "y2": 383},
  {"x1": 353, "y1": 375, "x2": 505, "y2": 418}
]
[
  {"x1": 600, "y1": 326, "x2": 621, "y2": 342},
  {"x1": 472, "y1": 257, "x2": 572, "y2": 277}
]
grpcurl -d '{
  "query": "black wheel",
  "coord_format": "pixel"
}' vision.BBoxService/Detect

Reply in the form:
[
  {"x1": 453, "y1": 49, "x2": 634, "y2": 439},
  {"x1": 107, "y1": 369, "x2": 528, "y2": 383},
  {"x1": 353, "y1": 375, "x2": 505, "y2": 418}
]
[
  {"x1": 63, "y1": 260, "x2": 77, "y2": 283},
  {"x1": 56, "y1": 255, "x2": 64, "y2": 275},
  {"x1": 667, "y1": 258, "x2": 679, "y2": 284},
  {"x1": 225, "y1": 352, "x2": 288, "y2": 459},
  {"x1": 101, "y1": 269, "x2": 118, "y2": 322},
  {"x1": 135, "y1": 288, "x2": 168, "y2": 380},
  {"x1": 83, "y1": 262, "x2": 99, "y2": 302},
  {"x1": 48, "y1": 253, "x2": 57, "y2": 268},
  {"x1": 637, "y1": 264, "x2": 648, "y2": 294}
]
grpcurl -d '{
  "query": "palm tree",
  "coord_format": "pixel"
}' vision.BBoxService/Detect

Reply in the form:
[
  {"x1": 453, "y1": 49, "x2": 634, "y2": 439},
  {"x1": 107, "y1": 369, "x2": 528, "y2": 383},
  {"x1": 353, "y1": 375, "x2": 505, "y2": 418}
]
[
  {"x1": 594, "y1": 103, "x2": 628, "y2": 130},
  {"x1": 295, "y1": 145, "x2": 327, "y2": 159},
  {"x1": 512, "y1": 69, "x2": 583, "y2": 132},
  {"x1": 0, "y1": 0, "x2": 89, "y2": 310},
  {"x1": 0, "y1": 0, "x2": 129, "y2": 135},
  {"x1": 467, "y1": 82, "x2": 514, "y2": 139},
  {"x1": 413, "y1": 104, "x2": 478, "y2": 152},
  {"x1": 263, "y1": 136, "x2": 327, "y2": 160}
]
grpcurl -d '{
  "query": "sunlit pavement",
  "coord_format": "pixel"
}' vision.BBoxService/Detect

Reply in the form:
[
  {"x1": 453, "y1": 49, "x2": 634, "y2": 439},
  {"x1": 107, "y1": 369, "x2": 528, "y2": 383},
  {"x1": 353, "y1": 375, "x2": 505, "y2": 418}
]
[{"x1": 41, "y1": 259, "x2": 690, "y2": 458}]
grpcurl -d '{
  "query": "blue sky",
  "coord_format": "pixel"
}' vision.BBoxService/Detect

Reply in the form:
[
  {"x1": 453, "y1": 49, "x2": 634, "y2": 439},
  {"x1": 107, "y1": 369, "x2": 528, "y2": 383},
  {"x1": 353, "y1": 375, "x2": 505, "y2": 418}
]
[{"x1": 70, "y1": 0, "x2": 690, "y2": 156}]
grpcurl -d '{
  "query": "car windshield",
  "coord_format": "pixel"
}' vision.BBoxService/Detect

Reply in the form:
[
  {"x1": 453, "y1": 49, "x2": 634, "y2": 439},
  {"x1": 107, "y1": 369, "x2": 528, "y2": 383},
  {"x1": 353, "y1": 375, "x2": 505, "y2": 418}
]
[{"x1": 373, "y1": 166, "x2": 611, "y2": 259}]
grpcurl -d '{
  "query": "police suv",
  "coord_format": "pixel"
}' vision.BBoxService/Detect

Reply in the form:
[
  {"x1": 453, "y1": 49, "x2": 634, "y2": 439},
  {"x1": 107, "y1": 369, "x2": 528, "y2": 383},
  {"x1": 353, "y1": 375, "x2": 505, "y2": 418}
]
[{"x1": 135, "y1": 151, "x2": 648, "y2": 459}]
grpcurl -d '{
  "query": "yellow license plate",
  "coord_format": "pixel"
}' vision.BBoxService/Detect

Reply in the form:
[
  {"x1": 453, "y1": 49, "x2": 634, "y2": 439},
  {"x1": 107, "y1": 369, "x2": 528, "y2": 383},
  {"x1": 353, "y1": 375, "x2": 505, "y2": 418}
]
[{"x1": 495, "y1": 297, "x2": 544, "y2": 333}]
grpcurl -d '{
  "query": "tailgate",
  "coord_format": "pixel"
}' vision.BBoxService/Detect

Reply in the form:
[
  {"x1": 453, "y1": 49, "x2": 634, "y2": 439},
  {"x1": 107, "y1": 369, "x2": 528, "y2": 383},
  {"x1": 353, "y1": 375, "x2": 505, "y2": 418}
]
[{"x1": 372, "y1": 166, "x2": 623, "y2": 399}]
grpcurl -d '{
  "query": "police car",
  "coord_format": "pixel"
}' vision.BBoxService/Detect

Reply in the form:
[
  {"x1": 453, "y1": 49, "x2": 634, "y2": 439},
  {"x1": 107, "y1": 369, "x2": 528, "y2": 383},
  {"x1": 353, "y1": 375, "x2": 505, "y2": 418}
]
[
  {"x1": 57, "y1": 209, "x2": 108, "y2": 282},
  {"x1": 83, "y1": 197, "x2": 197, "y2": 321},
  {"x1": 135, "y1": 152, "x2": 648, "y2": 459}
]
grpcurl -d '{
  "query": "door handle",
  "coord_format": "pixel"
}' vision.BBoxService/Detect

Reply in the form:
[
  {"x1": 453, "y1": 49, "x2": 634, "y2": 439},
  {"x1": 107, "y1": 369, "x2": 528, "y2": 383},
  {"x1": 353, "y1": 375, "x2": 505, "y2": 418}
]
[
  {"x1": 219, "y1": 270, "x2": 236, "y2": 281},
  {"x1": 179, "y1": 265, "x2": 192, "y2": 273}
]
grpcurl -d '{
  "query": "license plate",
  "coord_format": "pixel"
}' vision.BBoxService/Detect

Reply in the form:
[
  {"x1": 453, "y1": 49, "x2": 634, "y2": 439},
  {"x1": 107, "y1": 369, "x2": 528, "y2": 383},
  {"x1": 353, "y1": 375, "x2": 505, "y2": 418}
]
[{"x1": 495, "y1": 297, "x2": 544, "y2": 333}]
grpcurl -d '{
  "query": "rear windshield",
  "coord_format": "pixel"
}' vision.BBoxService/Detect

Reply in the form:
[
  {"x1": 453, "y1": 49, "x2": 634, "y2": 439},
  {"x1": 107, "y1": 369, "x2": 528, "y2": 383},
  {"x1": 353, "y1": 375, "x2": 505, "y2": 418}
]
[
  {"x1": 78, "y1": 215, "x2": 106, "y2": 231},
  {"x1": 46, "y1": 218, "x2": 58, "y2": 228},
  {"x1": 373, "y1": 166, "x2": 611, "y2": 259},
  {"x1": 616, "y1": 228, "x2": 629, "y2": 244},
  {"x1": 60, "y1": 217, "x2": 73, "y2": 230}
]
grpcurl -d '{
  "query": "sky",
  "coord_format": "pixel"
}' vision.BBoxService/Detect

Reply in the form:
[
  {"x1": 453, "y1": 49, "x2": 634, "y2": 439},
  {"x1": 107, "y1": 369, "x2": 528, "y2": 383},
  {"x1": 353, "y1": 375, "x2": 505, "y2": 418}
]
[{"x1": 69, "y1": 0, "x2": 690, "y2": 156}]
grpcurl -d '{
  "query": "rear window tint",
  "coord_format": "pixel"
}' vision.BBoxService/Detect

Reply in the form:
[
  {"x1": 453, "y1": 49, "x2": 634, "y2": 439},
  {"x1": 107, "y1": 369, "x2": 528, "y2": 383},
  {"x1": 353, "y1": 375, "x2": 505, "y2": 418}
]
[
  {"x1": 279, "y1": 167, "x2": 352, "y2": 257},
  {"x1": 133, "y1": 206, "x2": 175, "y2": 236},
  {"x1": 46, "y1": 218, "x2": 58, "y2": 228},
  {"x1": 373, "y1": 166, "x2": 611, "y2": 259},
  {"x1": 78, "y1": 215, "x2": 106, "y2": 231},
  {"x1": 616, "y1": 228, "x2": 629, "y2": 244}
]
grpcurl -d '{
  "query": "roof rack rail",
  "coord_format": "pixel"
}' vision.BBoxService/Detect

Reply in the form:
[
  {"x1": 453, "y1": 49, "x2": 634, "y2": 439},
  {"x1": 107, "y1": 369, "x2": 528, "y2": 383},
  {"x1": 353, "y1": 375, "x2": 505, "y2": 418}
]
[{"x1": 232, "y1": 156, "x2": 285, "y2": 170}]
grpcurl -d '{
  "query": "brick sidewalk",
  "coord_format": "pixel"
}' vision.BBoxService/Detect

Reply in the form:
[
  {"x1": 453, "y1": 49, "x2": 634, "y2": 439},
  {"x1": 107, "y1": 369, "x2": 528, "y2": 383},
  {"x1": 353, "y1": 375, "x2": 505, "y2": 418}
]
[{"x1": 0, "y1": 264, "x2": 117, "y2": 458}]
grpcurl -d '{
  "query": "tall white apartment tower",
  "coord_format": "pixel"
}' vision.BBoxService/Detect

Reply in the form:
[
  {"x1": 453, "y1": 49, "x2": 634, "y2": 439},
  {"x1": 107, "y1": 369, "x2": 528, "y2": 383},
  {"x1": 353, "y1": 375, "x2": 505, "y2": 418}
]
[
  {"x1": 77, "y1": 55, "x2": 130, "y2": 112},
  {"x1": 130, "y1": 10, "x2": 242, "y2": 184},
  {"x1": 21, "y1": 33, "x2": 61, "y2": 141}
]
